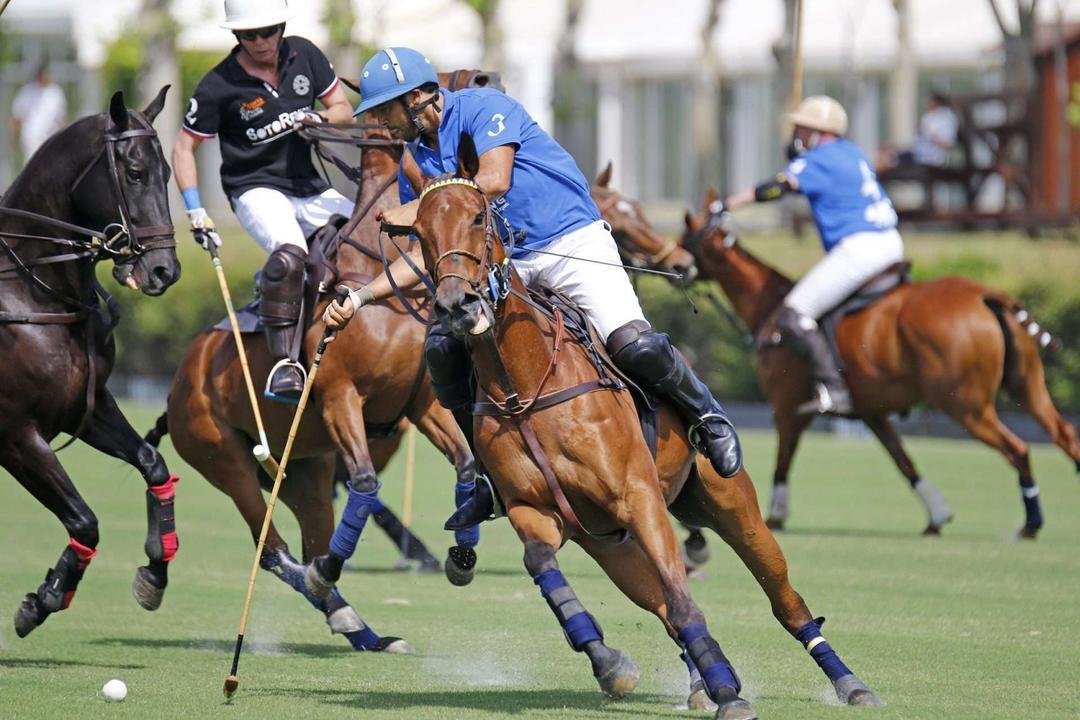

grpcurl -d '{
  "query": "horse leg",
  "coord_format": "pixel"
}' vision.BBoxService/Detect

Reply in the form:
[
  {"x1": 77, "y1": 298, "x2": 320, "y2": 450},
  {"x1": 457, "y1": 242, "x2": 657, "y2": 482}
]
[
  {"x1": 765, "y1": 407, "x2": 812, "y2": 530},
  {"x1": 1008, "y1": 360, "x2": 1080, "y2": 474},
  {"x1": 306, "y1": 386, "x2": 383, "y2": 595},
  {"x1": 862, "y1": 414, "x2": 953, "y2": 534},
  {"x1": 955, "y1": 406, "x2": 1043, "y2": 538},
  {"x1": 579, "y1": 535, "x2": 715, "y2": 711},
  {"x1": 508, "y1": 505, "x2": 640, "y2": 700},
  {"x1": 3, "y1": 429, "x2": 99, "y2": 637},
  {"x1": 672, "y1": 462, "x2": 884, "y2": 707},
  {"x1": 270, "y1": 456, "x2": 409, "y2": 653},
  {"x1": 682, "y1": 523, "x2": 710, "y2": 567},
  {"x1": 410, "y1": 392, "x2": 480, "y2": 585},
  {"x1": 615, "y1": 477, "x2": 757, "y2": 719},
  {"x1": 78, "y1": 389, "x2": 178, "y2": 610}
]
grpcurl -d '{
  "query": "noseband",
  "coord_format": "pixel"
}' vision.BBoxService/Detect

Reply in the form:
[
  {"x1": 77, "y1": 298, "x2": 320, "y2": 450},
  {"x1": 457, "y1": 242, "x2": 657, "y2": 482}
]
[{"x1": 421, "y1": 176, "x2": 511, "y2": 308}]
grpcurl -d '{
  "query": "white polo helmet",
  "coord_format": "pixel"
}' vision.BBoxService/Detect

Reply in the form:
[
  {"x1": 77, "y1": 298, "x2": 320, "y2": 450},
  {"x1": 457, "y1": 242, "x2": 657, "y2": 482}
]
[
  {"x1": 221, "y1": 0, "x2": 295, "y2": 30},
  {"x1": 787, "y1": 95, "x2": 848, "y2": 136}
]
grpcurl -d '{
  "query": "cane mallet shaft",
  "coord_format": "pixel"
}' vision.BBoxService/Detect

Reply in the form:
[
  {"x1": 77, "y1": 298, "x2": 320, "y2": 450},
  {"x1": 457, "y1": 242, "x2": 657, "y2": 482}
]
[
  {"x1": 223, "y1": 288, "x2": 348, "y2": 700},
  {"x1": 399, "y1": 424, "x2": 418, "y2": 560},
  {"x1": 207, "y1": 244, "x2": 281, "y2": 479}
]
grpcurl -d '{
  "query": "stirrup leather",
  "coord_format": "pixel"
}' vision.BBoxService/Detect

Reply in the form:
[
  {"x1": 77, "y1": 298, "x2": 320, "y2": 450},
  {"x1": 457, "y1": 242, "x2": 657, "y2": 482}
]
[{"x1": 264, "y1": 358, "x2": 307, "y2": 399}]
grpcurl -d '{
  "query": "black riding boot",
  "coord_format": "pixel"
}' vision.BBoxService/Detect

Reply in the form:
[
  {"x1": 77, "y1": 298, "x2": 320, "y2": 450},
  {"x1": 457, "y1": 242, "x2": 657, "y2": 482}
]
[
  {"x1": 423, "y1": 326, "x2": 503, "y2": 531},
  {"x1": 259, "y1": 245, "x2": 308, "y2": 403},
  {"x1": 776, "y1": 306, "x2": 854, "y2": 415},
  {"x1": 607, "y1": 320, "x2": 743, "y2": 478}
]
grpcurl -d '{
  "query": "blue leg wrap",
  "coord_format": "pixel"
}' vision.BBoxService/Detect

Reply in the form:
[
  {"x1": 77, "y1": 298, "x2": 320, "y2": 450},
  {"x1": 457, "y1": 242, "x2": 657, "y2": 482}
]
[
  {"x1": 796, "y1": 619, "x2": 853, "y2": 683},
  {"x1": 534, "y1": 569, "x2": 602, "y2": 651},
  {"x1": 1020, "y1": 483, "x2": 1043, "y2": 529},
  {"x1": 678, "y1": 623, "x2": 741, "y2": 697},
  {"x1": 453, "y1": 480, "x2": 480, "y2": 548},
  {"x1": 329, "y1": 481, "x2": 382, "y2": 559}
]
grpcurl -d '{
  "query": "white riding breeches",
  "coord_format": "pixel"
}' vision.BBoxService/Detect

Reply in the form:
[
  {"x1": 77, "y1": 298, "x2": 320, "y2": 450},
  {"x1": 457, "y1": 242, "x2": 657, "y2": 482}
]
[
  {"x1": 784, "y1": 229, "x2": 905, "y2": 320},
  {"x1": 512, "y1": 220, "x2": 647, "y2": 342},
  {"x1": 232, "y1": 187, "x2": 356, "y2": 253}
]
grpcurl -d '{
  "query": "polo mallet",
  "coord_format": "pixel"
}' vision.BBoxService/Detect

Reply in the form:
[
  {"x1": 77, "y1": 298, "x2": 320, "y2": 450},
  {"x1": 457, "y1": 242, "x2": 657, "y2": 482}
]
[
  {"x1": 398, "y1": 424, "x2": 418, "y2": 565},
  {"x1": 223, "y1": 288, "x2": 348, "y2": 700},
  {"x1": 0, "y1": 0, "x2": 15, "y2": 18},
  {"x1": 205, "y1": 243, "x2": 280, "y2": 479}
]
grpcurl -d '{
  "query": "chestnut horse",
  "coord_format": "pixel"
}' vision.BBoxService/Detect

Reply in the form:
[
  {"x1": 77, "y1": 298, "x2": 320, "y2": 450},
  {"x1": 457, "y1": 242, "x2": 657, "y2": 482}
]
[
  {"x1": 1, "y1": 88, "x2": 182, "y2": 637},
  {"x1": 152, "y1": 125, "x2": 475, "y2": 654},
  {"x1": 679, "y1": 193, "x2": 1080, "y2": 537},
  {"x1": 386, "y1": 134, "x2": 882, "y2": 718}
]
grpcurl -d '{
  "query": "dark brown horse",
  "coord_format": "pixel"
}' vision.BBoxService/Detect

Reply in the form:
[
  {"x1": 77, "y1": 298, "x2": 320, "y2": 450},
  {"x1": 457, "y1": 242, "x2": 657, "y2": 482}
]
[
  {"x1": 678, "y1": 192, "x2": 1080, "y2": 537},
  {"x1": 381, "y1": 135, "x2": 882, "y2": 718},
  {"x1": 152, "y1": 123, "x2": 474, "y2": 653},
  {"x1": 1, "y1": 88, "x2": 182, "y2": 637}
]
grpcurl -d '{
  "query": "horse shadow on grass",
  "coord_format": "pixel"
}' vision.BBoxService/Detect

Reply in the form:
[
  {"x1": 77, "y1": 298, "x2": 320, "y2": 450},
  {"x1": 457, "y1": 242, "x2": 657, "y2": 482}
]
[
  {"x1": 89, "y1": 637, "x2": 352, "y2": 659},
  {"x1": 776, "y1": 526, "x2": 929, "y2": 541},
  {"x1": 245, "y1": 686, "x2": 684, "y2": 717},
  {"x1": 343, "y1": 564, "x2": 523, "y2": 578},
  {"x1": 0, "y1": 657, "x2": 148, "y2": 670}
]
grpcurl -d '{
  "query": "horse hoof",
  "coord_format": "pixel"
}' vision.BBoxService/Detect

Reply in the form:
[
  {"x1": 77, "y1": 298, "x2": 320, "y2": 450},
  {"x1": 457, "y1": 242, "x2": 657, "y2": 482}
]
[
  {"x1": 14, "y1": 593, "x2": 44, "y2": 638},
  {"x1": 765, "y1": 517, "x2": 785, "y2": 531},
  {"x1": 715, "y1": 697, "x2": 758, "y2": 720},
  {"x1": 132, "y1": 566, "x2": 165, "y2": 611},
  {"x1": 687, "y1": 687, "x2": 718, "y2": 712},
  {"x1": 835, "y1": 674, "x2": 885, "y2": 706},
  {"x1": 374, "y1": 636, "x2": 412, "y2": 654},
  {"x1": 445, "y1": 545, "x2": 477, "y2": 587},
  {"x1": 1016, "y1": 526, "x2": 1040, "y2": 540},
  {"x1": 304, "y1": 560, "x2": 336, "y2": 599},
  {"x1": 596, "y1": 649, "x2": 640, "y2": 699},
  {"x1": 418, "y1": 557, "x2": 442, "y2": 574},
  {"x1": 683, "y1": 530, "x2": 710, "y2": 566},
  {"x1": 922, "y1": 523, "x2": 942, "y2": 536}
]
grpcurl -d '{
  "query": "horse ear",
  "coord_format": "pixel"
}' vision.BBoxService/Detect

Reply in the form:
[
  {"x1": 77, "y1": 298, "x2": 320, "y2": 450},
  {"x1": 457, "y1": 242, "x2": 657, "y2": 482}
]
[
  {"x1": 456, "y1": 131, "x2": 479, "y2": 179},
  {"x1": 401, "y1": 147, "x2": 425, "y2": 195},
  {"x1": 703, "y1": 187, "x2": 719, "y2": 211},
  {"x1": 684, "y1": 210, "x2": 695, "y2": 230},
  {"x1": 109, "y1": 91, "x2": 129, "y2": 129},
  {"x1": 142, "y1": 85, "x2": 171, "y2": 124},
  {"x1": 595, "y1": 161, "x2": 613, "y2": 188}
]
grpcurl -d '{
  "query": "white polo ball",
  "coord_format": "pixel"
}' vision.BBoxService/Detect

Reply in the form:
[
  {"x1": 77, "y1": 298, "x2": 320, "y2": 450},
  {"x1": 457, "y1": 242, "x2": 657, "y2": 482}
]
[{"x1": 102, "y1": 678, "x2": 127, "y2": 702}]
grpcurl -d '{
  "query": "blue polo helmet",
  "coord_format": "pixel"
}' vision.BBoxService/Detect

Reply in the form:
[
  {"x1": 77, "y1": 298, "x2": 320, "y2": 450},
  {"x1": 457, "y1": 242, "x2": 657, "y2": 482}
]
[{"x1": 354, "y1": 47, "x2": 439, "y2": 116}]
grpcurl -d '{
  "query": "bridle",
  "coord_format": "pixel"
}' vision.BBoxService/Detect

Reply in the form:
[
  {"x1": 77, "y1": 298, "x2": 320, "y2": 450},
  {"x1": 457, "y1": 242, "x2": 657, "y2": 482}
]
[
  {"x1": 593, "y1": 191, "x2": 679, "y2": 269},
  {"x1": 684, "y1": 202, "x2": 738, "y2": 257}
]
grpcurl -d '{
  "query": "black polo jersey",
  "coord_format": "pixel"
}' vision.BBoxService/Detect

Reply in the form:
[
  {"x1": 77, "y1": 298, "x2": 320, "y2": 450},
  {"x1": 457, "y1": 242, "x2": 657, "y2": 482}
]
[{"x1": 182, "y1": 36, "x2": 339, "y2": 200}]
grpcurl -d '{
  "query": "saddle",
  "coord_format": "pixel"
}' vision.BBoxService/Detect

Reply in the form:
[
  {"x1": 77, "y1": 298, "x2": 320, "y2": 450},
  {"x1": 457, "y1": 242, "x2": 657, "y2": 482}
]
[
  {"x1": 818, "y1": 261, "x2": 912, "y2": 367},
  {"x1": 477, "y1": 284, "x2": 660, "y2": 458}
]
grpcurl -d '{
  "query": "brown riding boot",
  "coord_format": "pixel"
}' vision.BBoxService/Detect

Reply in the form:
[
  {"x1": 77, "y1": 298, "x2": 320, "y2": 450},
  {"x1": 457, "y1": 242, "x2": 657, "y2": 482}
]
[
  {"x1": 776, "y1": 306, "x2": 854, "y2": 415},
  {"x1": 258, "y1": 245, "x2": 308, "y2": 404}
]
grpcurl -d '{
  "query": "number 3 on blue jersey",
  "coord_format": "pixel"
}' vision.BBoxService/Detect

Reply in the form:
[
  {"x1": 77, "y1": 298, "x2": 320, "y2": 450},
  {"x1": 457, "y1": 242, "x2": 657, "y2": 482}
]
[{"x1": 487, "y1": 113, "x2": 506, "y2": 137}]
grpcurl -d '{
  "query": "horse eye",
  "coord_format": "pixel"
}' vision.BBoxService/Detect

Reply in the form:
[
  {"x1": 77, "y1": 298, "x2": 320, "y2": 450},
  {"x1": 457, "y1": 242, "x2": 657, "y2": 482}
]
[
  {"x1": 126, "y1": 168, "x2": 144, "y2": 183},
  {"x1": 473, "y1": 212, "x2": 484, "y2": 226}
]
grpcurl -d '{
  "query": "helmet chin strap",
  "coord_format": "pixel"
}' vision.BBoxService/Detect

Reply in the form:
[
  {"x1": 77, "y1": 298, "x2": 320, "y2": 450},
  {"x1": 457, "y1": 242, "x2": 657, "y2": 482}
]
[{"x1": 401, "y1": 91, "x2": 442, "y2": 135}]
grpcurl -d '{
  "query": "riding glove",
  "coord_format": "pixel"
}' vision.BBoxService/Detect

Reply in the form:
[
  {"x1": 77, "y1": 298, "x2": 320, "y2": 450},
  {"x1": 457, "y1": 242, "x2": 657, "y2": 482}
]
[{"x1": 187, "y1": 207, "x2": 222, "y2": 250}]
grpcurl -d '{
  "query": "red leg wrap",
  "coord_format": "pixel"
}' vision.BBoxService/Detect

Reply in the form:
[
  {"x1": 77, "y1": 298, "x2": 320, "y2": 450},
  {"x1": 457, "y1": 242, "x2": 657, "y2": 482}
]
[{"x1": 149, "y1": 475, "x2": 179, "y2": 562}]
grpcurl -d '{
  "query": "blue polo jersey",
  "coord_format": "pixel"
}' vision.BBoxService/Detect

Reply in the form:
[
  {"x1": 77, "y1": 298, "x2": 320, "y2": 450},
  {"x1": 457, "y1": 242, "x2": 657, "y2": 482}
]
[
  {"x1": 786, "y1": 138, "x2": 898, "y2": 251},
  {"x1": 398, "y1": 88, "x2": 600, "y2": 258}
]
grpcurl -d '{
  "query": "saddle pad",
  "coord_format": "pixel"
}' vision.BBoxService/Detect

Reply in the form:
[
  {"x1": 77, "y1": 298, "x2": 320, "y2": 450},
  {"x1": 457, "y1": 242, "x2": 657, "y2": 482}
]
[{"x1": 212, "y1": 300, "x2": 262, "y2": 334}]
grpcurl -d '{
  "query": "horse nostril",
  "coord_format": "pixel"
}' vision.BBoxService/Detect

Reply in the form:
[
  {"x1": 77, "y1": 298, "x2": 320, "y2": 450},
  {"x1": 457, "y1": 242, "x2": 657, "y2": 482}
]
[{"x1": 151, "y1": 265, "x2": 172, "y2": 285}]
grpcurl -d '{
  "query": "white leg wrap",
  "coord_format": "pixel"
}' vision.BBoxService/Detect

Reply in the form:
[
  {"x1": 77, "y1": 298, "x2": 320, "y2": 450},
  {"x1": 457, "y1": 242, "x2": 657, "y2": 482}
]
[
  {"x1": 913, "y1": 478, "x2": 953, "y2": 526},
  {"x1": 768, "y1": 483, "x2": 790, "y2": 521},
  {"x1": 327, "y1": 605, "x2": 365, "y2": 634}
]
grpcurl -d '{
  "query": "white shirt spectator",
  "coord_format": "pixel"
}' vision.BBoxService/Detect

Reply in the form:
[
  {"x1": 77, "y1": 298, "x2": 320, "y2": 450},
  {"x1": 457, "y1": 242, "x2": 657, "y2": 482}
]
[
  {"x1": 910, "y1": 105, "x2": 958, "y2": 167},
  {"x1": 12, "y1": 79, "x2": 67, "y2": 160}
]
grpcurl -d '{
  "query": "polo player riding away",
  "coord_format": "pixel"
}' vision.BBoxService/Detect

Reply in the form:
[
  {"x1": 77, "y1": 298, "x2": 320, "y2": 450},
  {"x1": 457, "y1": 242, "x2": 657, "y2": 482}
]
[
  {"x1": 172, "y1": 0, "x2": 355, "y2": 403},
  {"x1": 725, "y1": 95, "x2": 904, "y2": 416},
  {"x1": 309, "y1": 46, "x2": 743, "y2": 586}
]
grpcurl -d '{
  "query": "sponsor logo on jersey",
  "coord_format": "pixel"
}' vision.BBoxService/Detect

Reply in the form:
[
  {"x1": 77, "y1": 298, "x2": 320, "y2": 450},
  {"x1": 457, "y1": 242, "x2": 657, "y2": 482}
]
[
  {"x1": 245, "y1": 108, "x2": 311, "y2": 145},
  {"x1": 239, "y1": 97, "x2": 266, "y2": 122},
  {"x1": 293, "y1": 74, "x2": 310, "y2": 96}
]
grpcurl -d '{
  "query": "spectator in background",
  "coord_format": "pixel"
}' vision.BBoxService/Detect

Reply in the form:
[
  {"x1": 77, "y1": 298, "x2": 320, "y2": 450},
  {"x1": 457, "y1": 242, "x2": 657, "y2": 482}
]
[
  {"x1": 878, "y1": 91, "x2": 959, "y2": 172},
  {"x1": 10, "y1": 63, "x2": 67, "y2": 163}
]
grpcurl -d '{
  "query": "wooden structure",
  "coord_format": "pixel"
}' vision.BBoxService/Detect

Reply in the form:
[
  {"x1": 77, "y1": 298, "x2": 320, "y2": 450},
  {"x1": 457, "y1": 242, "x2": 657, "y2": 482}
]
[{"x1": 1033, "y1": 24, "x2": 1080, "y2": 217}]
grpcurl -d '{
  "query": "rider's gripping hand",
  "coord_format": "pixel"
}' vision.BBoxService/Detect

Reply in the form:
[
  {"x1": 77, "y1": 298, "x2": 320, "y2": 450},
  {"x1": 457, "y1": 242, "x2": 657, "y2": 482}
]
[
  {"x1": 187, "y1": 207, "x2": 222, "y2": 250},
  {"x1": 323, "y1": 284, "x2": 375, "y2": 337}
]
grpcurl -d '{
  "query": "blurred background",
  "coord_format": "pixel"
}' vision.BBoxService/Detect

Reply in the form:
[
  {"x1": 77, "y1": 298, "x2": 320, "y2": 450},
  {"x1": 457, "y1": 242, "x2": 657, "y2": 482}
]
[{"x1": 1, "y1": 0, "x2": 1078, "y2": 432}]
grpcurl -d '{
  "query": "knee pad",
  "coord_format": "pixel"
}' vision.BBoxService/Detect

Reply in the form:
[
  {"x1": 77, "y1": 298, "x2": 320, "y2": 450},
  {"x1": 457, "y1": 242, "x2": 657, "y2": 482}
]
[
  {"x1": 608, "y1": 322, "x2": 676, "y2": 384},
  {"x1": 259, "y1": 245, "x2": 307, "y2": 325}
]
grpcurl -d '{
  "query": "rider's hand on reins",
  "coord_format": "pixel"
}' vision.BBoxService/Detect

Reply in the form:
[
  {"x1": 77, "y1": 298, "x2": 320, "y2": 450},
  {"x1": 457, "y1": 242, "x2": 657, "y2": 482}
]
[
  {"x1": 188, "y1": 207, "x2": 222, "y2": 250},
  {"x1": 322, "y1": 284, "x2": 374, "y2": 342}
]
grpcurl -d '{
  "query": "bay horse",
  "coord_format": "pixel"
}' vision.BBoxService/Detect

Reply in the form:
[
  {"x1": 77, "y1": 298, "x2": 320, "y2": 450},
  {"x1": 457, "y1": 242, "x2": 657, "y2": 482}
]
[
  {"x1": 679, "y1": 192, "x2": 1080, "y2": 537},
  {"x1": 0, "y1": 88, "x2": 182, "y2": 637},
  {"x1": 379, "y1": 134, "x2": 882, "y2": 717},
  {"x1": 152, "y1": 123, "x2": 474, "y2": 654}
]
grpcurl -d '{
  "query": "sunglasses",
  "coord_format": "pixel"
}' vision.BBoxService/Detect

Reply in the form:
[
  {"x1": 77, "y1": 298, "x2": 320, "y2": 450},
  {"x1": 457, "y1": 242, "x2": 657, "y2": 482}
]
[{"x1": 235, "y1": 24, "x2": 283, "y2": 41}]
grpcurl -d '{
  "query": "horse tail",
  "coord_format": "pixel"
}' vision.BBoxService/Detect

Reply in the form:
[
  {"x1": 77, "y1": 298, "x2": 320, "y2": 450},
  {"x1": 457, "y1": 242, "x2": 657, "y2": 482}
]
[
  {"x1": 144, "y1": 410, "x2": 169, "y2": 448},
  {"x1": 983, "y1": 294, "x2": 1061, "y2": 355}
]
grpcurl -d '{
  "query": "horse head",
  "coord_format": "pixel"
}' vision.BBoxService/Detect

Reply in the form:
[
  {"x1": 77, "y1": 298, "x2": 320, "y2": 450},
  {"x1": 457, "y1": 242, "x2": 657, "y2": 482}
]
[
  {"x1": 408, "y1": 132, "x2": 505, "y2": 338},
  {"x1": 73, "y1": 87, "x2": 180, "y2": 296},
  {"x1": 591, "y1": 162, "x2": 698, "y2": 286},
  {"x1": 680, "y1": 187, "x2": 739, "y2": 275}
]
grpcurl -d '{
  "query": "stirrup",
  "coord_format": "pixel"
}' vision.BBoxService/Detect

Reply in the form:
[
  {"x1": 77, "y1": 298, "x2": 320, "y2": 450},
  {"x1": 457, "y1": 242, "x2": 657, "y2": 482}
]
[
  {"x1": 263, "y1": 358, "x2": 307, "y2": 404},
  {"x1": 687, "y1": 413, "x2": 730, "y2": 451},
  {"x1": 797, "y1": 383, "x2": 853, "y2": 416}
]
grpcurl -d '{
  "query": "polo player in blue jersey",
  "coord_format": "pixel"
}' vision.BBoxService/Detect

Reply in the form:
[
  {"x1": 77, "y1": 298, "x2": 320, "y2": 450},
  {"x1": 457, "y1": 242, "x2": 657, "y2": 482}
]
[
  {"x1": 311, "y1": 47, "x2": 743, "y2": 583},
  {"x1": 726, "y1": 95, "x2": 904, "y2": 416}
]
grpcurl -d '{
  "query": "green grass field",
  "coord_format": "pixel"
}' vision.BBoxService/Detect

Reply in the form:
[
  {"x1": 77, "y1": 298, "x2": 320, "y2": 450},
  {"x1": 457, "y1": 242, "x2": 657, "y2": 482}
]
[{"x1": 1, "y1": 404, "x2": 1078, "y2": 719}]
